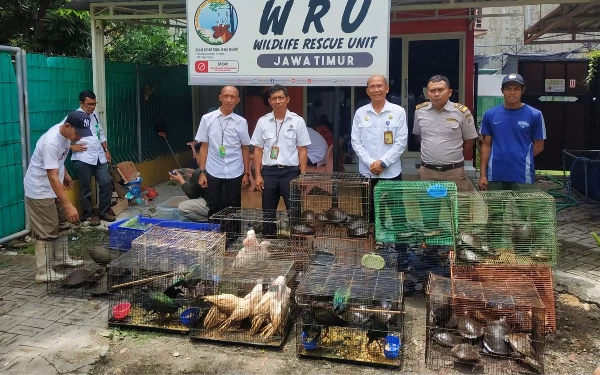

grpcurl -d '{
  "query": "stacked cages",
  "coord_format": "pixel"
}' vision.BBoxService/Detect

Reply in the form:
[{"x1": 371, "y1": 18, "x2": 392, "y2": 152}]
[
  {"x1": 209, "y1": 207, "x2": 288, "y2": 242},
  {"x1": 188, "y1": 249, "x2": 296, "y2": 347},
  {"x1": 107, "y1": 226, "x2": 226, "y2": 333},
  {"x1": 46, "y1": 229, "x2": 120, "y2": 297},
  {"x1": 425, "y1": 274, "x2": 546, "y2": 374},
  {"x1": 289, "y1": 173, "x2": 372, "y2": 238},
  {"x1": 373, "y1": 181, "x2": 458, "y2": 293},
  {"x1": 295, "y1": 257, "x2": 405, "y2": 368}
]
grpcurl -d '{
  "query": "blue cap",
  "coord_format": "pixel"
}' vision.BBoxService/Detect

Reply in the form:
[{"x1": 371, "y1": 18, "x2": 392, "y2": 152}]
[
  {"x1": 502, "y1": 73, "x2": 525, "y2": 87},
  {"x1": 65, "y1": 111, "x2": 93, "y2": 137}
]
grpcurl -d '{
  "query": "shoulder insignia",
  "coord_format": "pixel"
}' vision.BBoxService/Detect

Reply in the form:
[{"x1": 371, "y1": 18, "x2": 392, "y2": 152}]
[
  {"x1": 453, "y1": 103, "x2": 468, "y2": 113},
  {"x1": 415, "y1": 102, "x2": 430, "y2": 110}
]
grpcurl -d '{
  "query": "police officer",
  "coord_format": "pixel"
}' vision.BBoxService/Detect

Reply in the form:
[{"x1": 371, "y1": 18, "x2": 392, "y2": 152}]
[
  {"x1": 251, "y1": 84, "x2": 311, "y2": 236},
  {"x1": 413, "y1": 75, "x2": 478, "y2": 231},
  {"x1": 351, "y1": 75, "x2": 408, "y2": 225}
]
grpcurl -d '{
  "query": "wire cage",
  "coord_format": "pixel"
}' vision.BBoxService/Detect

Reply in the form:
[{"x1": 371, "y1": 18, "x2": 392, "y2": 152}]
[
  {"x1": 374, "y1": 181, "x2": 458, "y2": 246},
  {"x1": 106, "y1": 227, "x2": 226, "y2": 333},
  {"x1": 295, "y1": 263, "x2": 405, "y2": 367},
  {"x1": 209, "y1": 207, "x2": 289, "y2": 243},
  {"x1": 454, "y1": 191, "x2": 558, "y2": 266},
  {"x1": 394, "y1": 242, "x2": 451, "y2": 296},
  {"x1": 451, "y1": 264, "x2": 556, "y2": 333},
  {"x1": 289, "y1": 173, "x2": 371, "y2": 238},
  {"x1": 46, "y1": 230, "x2": 121, "y2": 297},
  {"x1": 425, "y1": 274, "x2": 546, "y2": 375},
  {"x1": 189, "y1": 257, "x2": 296, "y2": 347}
]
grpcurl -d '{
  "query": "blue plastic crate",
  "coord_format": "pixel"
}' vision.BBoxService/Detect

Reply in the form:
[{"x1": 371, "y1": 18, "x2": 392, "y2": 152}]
[
  {"x1": 156, "y1": 221, "x2": 220, "y2": 231},
  {"x1": 108, "y1": 215, "x2": 164, "y2": 251}
]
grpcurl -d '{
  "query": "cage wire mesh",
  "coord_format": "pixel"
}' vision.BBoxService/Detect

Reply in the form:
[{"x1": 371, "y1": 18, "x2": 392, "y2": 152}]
[
  {"x1": 189, "y1": 256, "x2": 296, "y2": 347},
  {"x1": 46, "y1": 228, "x2": 119, "y2": 297},
  {"x1": 374, "y1": 181, "x2": 458, "y2": 246},
  {"x1": 455, "y1": 191, "x2": 558, "y2": 266},
  {"x1": 425, "y1": 274, "x2": 545, "y2": 375},
  {"x1": 295, "y1": 262, "x2": 404, "y2": 367},
  {"x1": 209, "y1": 207, "x2": 289, "y2": 243},
  {"x1": 107, "y1": 227, "x2": 225, "y2": 333},
  {"x1": 451, "y1": 264, "x2": 556, "y2": 333},
  {"x1": 289, "y1": 173, "x2": 371, "y2": 238}
]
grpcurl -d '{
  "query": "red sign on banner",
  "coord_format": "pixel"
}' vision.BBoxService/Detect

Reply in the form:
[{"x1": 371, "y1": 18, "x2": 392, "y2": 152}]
[{"x1": 570, "y1": 79, "x2": 576, "y2": 88}]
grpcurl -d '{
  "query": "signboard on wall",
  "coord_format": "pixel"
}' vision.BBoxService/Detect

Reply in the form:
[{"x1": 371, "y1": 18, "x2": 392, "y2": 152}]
[
  {"x1": 545, "y1": 79, "x2": 565, "y2": 93},
  {"x1": 186, "y1": 0, "x2": 391, "y2": 86}
]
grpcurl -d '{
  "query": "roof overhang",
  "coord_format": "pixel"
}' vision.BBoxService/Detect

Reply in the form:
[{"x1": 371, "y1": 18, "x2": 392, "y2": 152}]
[
  {"x1": 66, "y1": 0, "x2": 597, "y2": 20},
  {"x1": 524, "y1": 2, "x2": 600, "y2": 44}
]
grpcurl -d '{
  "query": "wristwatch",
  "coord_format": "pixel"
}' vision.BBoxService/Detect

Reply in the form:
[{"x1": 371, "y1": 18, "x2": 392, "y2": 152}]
[
  {"x1": 103, "y1": 148, "x2": 109, "y2": 152},
  {"x1": 380, "y1": 161, "x2": 387, "y2": 168},
  {"x1": 199, "y1": 169, "x2": 205, "y2": 174}
]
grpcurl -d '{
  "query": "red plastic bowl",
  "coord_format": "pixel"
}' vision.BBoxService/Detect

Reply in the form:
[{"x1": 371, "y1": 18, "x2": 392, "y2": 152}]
[{"x1": 112, "y1": 302, "x2": 131, "y2": 320}]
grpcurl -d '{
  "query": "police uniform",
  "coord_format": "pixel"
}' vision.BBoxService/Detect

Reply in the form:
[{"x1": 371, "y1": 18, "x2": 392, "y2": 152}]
[
  {"x1": 413, "y1": 100, "x2": 478, "y2": 192},
  {"x1": 251, "y1": 110, "x2": 311, "y2": 235}
]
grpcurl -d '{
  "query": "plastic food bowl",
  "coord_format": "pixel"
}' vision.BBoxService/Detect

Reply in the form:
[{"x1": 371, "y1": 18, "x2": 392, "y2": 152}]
[
  {"x1": 383, "y1": 335, "x2": 401, "y2": 359},
  {"x1": 427, "y1": 183, "x2": 448, "y2": 198},
  {"x1": 180, "y1": 307, "x2": 201, "y2": 326},
  {"x1": 301, "y1": 332, "x2": 318, "y2": 350},
  {"x1": 112, "y1": 302, "x2": 131, "y2": 320}
]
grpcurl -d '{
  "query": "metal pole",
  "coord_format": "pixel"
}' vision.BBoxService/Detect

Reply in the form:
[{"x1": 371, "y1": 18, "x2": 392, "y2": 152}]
[
  {"x1": 332, "y1": 87, "x2": 341, "y2": 173},
  {"x1": 136, "y1": 64, "x2": 143, "y2": 161}
]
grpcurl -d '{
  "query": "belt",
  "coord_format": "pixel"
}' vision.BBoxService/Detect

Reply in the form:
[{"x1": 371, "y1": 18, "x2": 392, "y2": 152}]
[
  {"x1": 262, "y1": 165, "x2": 298, "y2": 169},
  {"x1": 421, "y1": 161, "x2": 464, "y2": 172}
]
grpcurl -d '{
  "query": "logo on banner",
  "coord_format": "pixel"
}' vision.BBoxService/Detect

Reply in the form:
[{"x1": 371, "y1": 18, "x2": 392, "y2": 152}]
[
  {"x1": 194, "y1": 0, "x2": 238, "y2": 45},
  {"x1": 195, "y1": 61, "x2": 209, "y2": 73}
]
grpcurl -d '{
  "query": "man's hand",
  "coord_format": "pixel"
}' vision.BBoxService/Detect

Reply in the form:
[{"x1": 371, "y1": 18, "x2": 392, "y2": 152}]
[
  {"x1": 255, "y1": 175, "x2": 264, "y2": 191},
  {"x1": 479, "y1": 175, "x2": 488, "y2": 191},
  {"x1": 70, "y1": 144, "x2": 87, "y2": 152},
  {"x1": 169, "y1": 171, "x2": 185, "y2": 185},
  {"x1": 64, "y1": 202, "x2": 79, "y2": 224},
  {"x1": 63, "y1": 175, "x2": 73, "y2": 191},
  {"x1": 241, "y1": 174, "x2": 249, "y2": 188},
  {"x1": 199, "y1": 174, "x2": 208, "y2": 188},
  {"x1": 105, "y1": 150, "x2": 112, "y2": 163},
  {"x1": 369, "y1": 160, "x2": 384, "y2": 176}
]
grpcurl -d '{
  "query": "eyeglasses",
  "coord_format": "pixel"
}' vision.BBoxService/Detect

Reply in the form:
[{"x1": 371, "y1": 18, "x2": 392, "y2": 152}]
[{"x1": 84, "y1": 101, "x2": 97, "y2": 107}]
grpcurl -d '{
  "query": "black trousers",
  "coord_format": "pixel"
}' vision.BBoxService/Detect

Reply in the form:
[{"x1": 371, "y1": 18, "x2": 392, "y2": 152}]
[
  {"x1": 261, "y1": 165, "x2": 300, "y2": 236},
  {"x1": 206, "y1": 173, "x2": 243, "y2": 218},
  {"x1": 72, "y1": 160, "x2": 112, "y2": 219}
]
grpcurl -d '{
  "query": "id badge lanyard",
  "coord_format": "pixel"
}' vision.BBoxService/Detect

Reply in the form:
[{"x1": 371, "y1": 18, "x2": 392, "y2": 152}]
[
  {"x1": 93, "y1": 114, "x2": 101, "y2": 140},
  {"x1": 218, "y1": 117, "x2": 231, "y2": 157},
  {"x1": 270, "y1": 119, "x2": 284, "y2": 159},
  {"x1": 384, "y1": 114, "x2": 394, "y2": 145}
]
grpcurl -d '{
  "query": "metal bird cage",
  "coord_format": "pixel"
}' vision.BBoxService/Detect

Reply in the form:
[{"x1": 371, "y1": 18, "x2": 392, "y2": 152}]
[
  {"x1": 289, "y1": 173, "x2": 371, "y2": 238},
  {"x1": 454, "y1": 191, "x2": 558, "y2": 266},
  {"x1": 425, "y1": 274, "x2": 546, "y2": 375},
  {"x1": 46, "y1": 230, "x2": 119, "y2": 297},
  {"x1": 189, "y1": 254, "x2": 296, "y2": 347},
  {"x1": 451, "y1": 264, "x2": 556, "y2": 333},
  {"x1": 295, "y1": 263, "x2": 405, "y2": 368},
  {"x1": 106, "y1": 227, "x2": 225, "y2": 333},
  {"x1": 373, "y1": 181, "x2": 458, "y2": 246},
  {"x1": 209, "y1": 207, "x2": 289, "y2": 243}
]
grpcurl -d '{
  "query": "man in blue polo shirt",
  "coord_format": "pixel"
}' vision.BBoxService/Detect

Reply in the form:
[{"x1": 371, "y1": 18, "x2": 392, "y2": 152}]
[{"x1": 479, "y1": 73, "x2": 546, "y2": 191}]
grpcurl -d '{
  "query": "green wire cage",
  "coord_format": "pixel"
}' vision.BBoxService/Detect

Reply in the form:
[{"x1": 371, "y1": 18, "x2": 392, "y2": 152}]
[
  {"x1": 373, "y1": 181, "x2": 458, "y2": 246},
  {"x1": 454, "y1": 191, "x2": 558, "y2": 267}
]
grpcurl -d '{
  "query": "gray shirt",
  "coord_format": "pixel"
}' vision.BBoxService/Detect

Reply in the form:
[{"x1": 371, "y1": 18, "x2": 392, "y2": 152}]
[{"x1": 413, "y1": 100, "x2": 478, "y2": 164}]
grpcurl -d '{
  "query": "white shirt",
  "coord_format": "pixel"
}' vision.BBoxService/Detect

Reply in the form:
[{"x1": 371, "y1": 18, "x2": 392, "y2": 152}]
[
  {"x1": 351, "y1": 101, "x2": 408, "y2": 179},
  {"x1": 306, "y1": 127, "x2": 328, "y2": 166},
  {"x1": 65, "y1": 109, "x2": 108, "y2": 165},
  {"x1": 24, "y1": 124, "x2": 70, "y2": 199},
  {"x1": 195, "y1": 109, "x2": 251, "y2": 179},
  {"x1": 251, "y1": 110, "x2": 311, "y2": 167}
]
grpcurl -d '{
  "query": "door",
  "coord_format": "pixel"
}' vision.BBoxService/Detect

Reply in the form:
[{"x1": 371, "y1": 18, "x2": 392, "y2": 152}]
[{"x1": 402, "y1": 37, "x2": 463, "y2": 152}]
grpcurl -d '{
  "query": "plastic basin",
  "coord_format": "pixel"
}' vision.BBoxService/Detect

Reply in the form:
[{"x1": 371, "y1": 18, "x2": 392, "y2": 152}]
[
  {"x1": 383, "y1": 335, "x2": 401, "y2": 359},
  {"x1": 112, "y1": 302, "x2": 131, "y2": 320},
  {"x1": 180, "y1": 307, "x2": 201, "y2": 326}
]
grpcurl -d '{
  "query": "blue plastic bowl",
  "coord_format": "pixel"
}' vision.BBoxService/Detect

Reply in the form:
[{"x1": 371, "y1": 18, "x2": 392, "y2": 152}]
[
  {"x1": 301, "y1": 332, "x2": 318, "y2": 350},
  {"x1": 427, "y1": 183, "x2": 448, "y2": 198},
  {"x1": 383, "y1": 335, "x2": 401, "y2": 359},
  {"x1": 180, "y1": 307, "x2": 201, "y2": 326}
]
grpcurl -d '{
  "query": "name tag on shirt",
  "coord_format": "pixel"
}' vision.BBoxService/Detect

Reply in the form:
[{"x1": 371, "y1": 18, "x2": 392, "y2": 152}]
[
  {"x1": 270, "y1": 146, "x2": 279, "y2": 159},
  {"x1": 219, "y1": 145, "x2": 226, "y2": 157},
  {"x1": 384, "y1": 131, "x2": 394, "y2": 145}
]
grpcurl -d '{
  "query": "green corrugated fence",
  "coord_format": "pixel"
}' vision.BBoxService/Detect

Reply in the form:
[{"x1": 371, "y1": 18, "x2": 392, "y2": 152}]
[{"x1": 0, "y1": 52, "x2": 26, "y2": 239}]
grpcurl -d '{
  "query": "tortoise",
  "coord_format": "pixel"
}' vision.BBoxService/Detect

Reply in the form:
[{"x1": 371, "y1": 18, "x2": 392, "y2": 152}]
[
  {"x1": 450, "y1": 343, "x2": 480, "y2": 361},
  {"x1": 292, "y1": 224, "x2": 315, "y2": 235},
  {"x1": 456, "y1": 316, "x2": 484, "y2": 339},
  {"x1": 483, "y1": 318, "x2": 512, "y2": 355},
  {"x1": 432, "y1": 331, "x2": 462, "y2": 347},
  {"x1": 325, "y1": 208, "x2": 347, "y2": 223}
]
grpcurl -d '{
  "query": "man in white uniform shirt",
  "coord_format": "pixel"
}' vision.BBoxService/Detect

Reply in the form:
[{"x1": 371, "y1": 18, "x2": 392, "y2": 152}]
[
  {"x1": 68, "y1": 90, "x2": 115, "y2": 226},
  {"x1": 306, "y1": 127, "x2": 328, "y2": 166},
  {"x1": 24, "y1": 111, "x2": 92, "y2": 283},
  {"x1": 251, "y1": 84, "x2": 311, "y2": 236},
  {"x1": 351, "y1": 75, "x2": 408, "y2": 224},
  {"x1": 195, "y1": 86, "x2": 250, "y2": 219}
]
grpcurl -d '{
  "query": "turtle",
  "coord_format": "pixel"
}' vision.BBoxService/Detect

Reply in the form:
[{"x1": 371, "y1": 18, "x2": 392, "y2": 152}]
[
  {"x1": 300, "y1": 210, "x2": 316, "y2": 223},
  {"x1": 89, "y1": 246, "x2": 113, "y2": 266},
  {"x1": 456, "y1": 316, "x2": 484, "y2": 339},
  {"x1": 432, "y1": 331, "x2": 463, "y2": 347},
  {"x1": 456, "y1": 232, "x2": 491, "y2": 253},
  {"x1": 455, "y1": 248, "x2": 480, "y2": 263},
  {"x1": 450, "y1": 343, "x2": 480, "y2": 361},
  {"x1": 63, "y1": 269, "x2": 93, "y2": 287},
  {"x1": 325, "y1": 208, "x2": 347, "y2": 223},
  {"x1": 513, "y1": 221, "x2": 533, "y2": 242},
  {"x1": 315, "y1": 213, "x2": 328, "y2": 222},
  {"x1": 483, "y1": 317, "x2": 512, "y2": 355},
  {"x1": 292, "y1": 224, "x2": 315, "y2": 235},
  {"x1": 504, "y1": 333, "x2": 536, "y2": 358},
  {"x1": 346, "y1": 220, "x2": 370, "y2": 231},
  {"x1": 348, "y1": 226, "x2": 369, "y2": 237}
]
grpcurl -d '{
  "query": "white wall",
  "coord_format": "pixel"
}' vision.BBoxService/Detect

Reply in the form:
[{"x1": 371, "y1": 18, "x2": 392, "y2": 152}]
[{"x1": 478, "y1": 75, "x2": 504, "y2": 96}]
